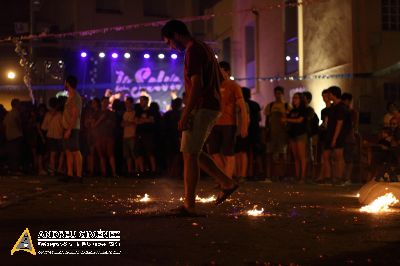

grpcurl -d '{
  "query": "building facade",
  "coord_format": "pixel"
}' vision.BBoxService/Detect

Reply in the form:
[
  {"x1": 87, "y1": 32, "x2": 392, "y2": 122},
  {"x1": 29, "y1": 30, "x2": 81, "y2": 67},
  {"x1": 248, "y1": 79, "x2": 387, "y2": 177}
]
[{"x1": 207, "y1": 0, "x2": 400, "y2": 132}]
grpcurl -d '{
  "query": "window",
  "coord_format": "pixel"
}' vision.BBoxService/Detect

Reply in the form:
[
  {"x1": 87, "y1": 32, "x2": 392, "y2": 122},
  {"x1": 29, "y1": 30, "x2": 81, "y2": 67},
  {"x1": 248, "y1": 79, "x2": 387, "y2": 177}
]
[
  {"x1": 384, "y1": 83, "x2": 400, "y2": 101},
  {"x1": 222, "y1": 37, "x2": 231, "y2": 63},
  {"x1": 96, "y1": 0, "x2": 122, "y2": 14},
  {"x1": 382, "y1": 0, "x2": 400, "y2": 31},
  {"x1": 245, "y1": 24, "x2": 255, "y2": 88},
  {"x1": 143, "y1": 0, "x2": 168, "y2": 17},
  {"x1": 285, "y1": 0, "x2": 298, "y2": 74}
]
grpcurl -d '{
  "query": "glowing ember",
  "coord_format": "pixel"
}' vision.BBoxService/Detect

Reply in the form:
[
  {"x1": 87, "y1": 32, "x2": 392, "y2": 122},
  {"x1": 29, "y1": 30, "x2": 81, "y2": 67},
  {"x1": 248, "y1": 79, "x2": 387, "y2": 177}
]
[
  {"x1": 139, "y1": 194, "x2": 151, "y2": 202},
  {"x1": 195, "y1": 195, "x2": 216, "y2": 203},
  {"x1": 247, "y1": 206, "x2": 264, "y2": 216},
  {"x1": 360, "y1": 193, "x2": 399, "y2": 213}
]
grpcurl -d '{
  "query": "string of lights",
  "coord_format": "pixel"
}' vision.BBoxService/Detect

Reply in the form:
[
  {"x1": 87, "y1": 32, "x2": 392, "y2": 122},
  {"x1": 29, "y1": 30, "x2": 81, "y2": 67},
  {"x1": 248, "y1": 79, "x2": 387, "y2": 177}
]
[
  {"x1": 232, "y1": 72, "x2": 374, "y2": 82},
  {"x1": 0, "y1": 0, "x2": 324, "y2": 43}
]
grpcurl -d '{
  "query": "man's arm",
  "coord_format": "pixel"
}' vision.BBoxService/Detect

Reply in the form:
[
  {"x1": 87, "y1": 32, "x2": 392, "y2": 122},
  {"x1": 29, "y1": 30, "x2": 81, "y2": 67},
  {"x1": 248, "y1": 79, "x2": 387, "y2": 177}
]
[
  {"x1": 237, "y1": 98, "x2": 249, "y2": 137},
  {"x1": 64, "y1": 105, "x2": 78, "y2": 138},
  {"x1": 235, "y1": 86, "x2": 248, "y2": 138},
  {"x1": 284, "y1": 117, "x2": 304, "y2": 124},
  {"x1": 69, "y1": 105, "x2": 78, "y2": 130},
  {"x1": 179, "y1": 74, "x2": 202, "y2": 130},
  {"x1": 332, "y1": 120, "x2": 343, "y2": 147}
]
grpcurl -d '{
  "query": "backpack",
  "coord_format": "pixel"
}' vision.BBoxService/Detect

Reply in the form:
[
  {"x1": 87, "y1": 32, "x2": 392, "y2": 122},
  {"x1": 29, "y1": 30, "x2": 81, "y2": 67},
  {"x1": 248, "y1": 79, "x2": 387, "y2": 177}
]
[{"x1": 265, "y1": 102, "x2": 289, "y2": 140}]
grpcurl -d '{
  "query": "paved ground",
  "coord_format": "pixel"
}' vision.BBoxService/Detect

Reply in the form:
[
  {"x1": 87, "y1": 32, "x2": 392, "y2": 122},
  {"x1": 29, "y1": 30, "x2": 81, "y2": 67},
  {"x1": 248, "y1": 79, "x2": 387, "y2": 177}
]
[{"x1": 0, "y1": 175, "x2": 399, "y2": 265}]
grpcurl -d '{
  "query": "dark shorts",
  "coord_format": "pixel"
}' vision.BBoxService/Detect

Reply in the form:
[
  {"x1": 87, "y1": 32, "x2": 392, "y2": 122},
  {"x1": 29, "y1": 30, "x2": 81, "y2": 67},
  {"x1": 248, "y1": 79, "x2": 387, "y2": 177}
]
[
  {"x1": 324, "y1": 135, "x2": 345, "y2": 150},
  {"x1": 47, "y1": 138, "x2": 64, "y2": 153},
  {"x1": 64, "y1": 129, "x2": 80, "y2": 152},
  {"x1": 123, "y1": 137, "x2": 135, "y2": 159},
  {"x1": 235, "y1": 136, "x2": 249, "y2": 153},
  {"x1": 134, "y1": 134, "x2": 155, "y2": 157},
  {"x1": 207, "y1": 125, "x2": 237, "y2": 156}
]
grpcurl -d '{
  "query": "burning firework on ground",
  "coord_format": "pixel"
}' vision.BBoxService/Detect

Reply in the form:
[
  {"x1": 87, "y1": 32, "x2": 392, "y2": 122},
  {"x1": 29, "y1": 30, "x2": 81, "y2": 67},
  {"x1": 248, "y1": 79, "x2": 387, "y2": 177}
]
[
  {"x1": 139, "y1": 194, "x2": 151, "y2": 202},
  {"x1": 360, "y1": 193, "x2": 399, "y2": 213},
  {"x1": 179, "y1": 195, "x2": 217, "y2": 203},
  {"x1": 196, "y1": 195, "x2": 217, "y2": 203},
  {"x1": 247, "y1": 206, "x2": 265, "y2": 216}
]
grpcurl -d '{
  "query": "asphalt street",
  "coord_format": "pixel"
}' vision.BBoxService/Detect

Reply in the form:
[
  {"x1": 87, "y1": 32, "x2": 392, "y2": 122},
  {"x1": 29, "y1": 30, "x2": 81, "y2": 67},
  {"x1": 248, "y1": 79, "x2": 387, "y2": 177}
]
[{"x1": 0, "y1": 175, "x2": 399, "y2": 265}]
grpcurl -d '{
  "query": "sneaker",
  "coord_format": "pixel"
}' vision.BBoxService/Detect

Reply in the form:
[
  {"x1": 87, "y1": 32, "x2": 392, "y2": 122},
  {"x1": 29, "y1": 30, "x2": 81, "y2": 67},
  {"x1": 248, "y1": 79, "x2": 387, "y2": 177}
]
[
  {"x1": 38, "y1": 170, "x2": 47, "y2": 176},
  {"x1": 215, "y1": 184, "x2": 239, "y2": 205},
  {"x1": 340, "y1": 180, "x2": 352, "y2": 186}
]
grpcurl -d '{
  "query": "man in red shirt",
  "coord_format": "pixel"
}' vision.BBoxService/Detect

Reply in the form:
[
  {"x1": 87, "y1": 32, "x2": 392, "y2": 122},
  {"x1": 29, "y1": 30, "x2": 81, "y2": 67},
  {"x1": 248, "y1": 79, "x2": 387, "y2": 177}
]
[{"x1": 162, "y1": 20, "x2": 238, "y2": 216}]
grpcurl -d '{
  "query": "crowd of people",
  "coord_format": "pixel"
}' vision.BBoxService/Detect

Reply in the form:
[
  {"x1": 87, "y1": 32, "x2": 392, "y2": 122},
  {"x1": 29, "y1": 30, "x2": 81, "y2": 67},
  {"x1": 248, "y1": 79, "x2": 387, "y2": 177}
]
[{"x1": 0, "y1": 79, "x2": 365, "y2": 186}]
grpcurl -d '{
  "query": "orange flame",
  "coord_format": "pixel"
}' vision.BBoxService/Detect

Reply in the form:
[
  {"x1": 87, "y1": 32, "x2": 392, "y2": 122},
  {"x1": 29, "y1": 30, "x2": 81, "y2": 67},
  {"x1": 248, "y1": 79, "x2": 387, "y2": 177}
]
[
  {"x1": 139, "y1": 194, "x2": 151, "y2": 202},
  {"x1": 195, "y1": 195, "x2": 216, "y2": 203},
  {"x1": 247, "y1": 206, "x2": 264, "y2": 216},
  {"x1": 360, "y1": 193, "x2": 399, "y2": 213}
]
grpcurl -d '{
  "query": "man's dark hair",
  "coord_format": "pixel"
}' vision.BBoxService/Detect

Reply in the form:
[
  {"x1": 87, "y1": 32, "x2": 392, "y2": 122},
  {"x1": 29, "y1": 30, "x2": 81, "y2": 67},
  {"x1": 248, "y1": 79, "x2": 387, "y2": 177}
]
[
  {"x1": 11, "y1": 98, "x2": 20, "y2": 108},
  {"x1": 303, "y1": 91, "x2": 312, "y2": 103},
  {"x1": 274, "y1": 86, "x2": 284, "y2": 93},
  {"x1": 322, "y1": 89, "x2": 329, "y2": 95},
  {"x1": 140, "y1": 95, "x2": 149, "y2": 102},
  {"x1": 293, "y1": 92, "x2": 306, "y2": 110},
  {"x1": 48, "y1": 97, "x2": 58, "y2": 109},
  {"x1": 65, "y1": 75, "x2": 78, "y2": 89},
  {"x1": 341, "y1": 93, "x2": 353, "y2": 102},
  {"x1": 219, "y1": 61, "x2": 231, "y2": 72},
  {"x1": 171, "y1": 97, "x2": 183, "y2": 111},
  {"x1": 241, "y1": 87, "x2": 251, "y2": 101},
  {"x1": 125, "y1": 97, "x2": 134, "y2": 103},
  {"x1": 328, "y1": 86, "x2": 342, "y2": 99},
  {"x1": 161, "y1": 20, "x2": 191, "y2": 39}
]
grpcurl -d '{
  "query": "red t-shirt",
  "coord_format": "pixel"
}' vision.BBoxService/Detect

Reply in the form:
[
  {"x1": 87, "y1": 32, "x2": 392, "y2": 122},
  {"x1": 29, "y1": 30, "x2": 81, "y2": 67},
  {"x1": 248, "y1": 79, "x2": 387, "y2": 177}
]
[{"x1": 184, "y1": 39, "x2": 222, "y2": 111}]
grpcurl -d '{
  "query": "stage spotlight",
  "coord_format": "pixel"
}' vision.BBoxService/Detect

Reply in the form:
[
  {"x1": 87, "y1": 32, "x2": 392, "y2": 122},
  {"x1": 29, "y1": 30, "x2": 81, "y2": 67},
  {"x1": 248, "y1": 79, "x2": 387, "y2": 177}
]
[
  {"x1": 171, "y1": 53, "x2": 178, "y2": 60},
  {"x1": 99, "y1": 52, "x2": 106, "y2": 58},
  {"x1": 124, "y1": 52, "x2": 131, "y2": 59},
  {"x1": 80, "y1": 52, "x2": 87, "y2": 58},
  {"x1": 144, "y1": 53, "x2": 150, "y2": 59},
  {"x1": 286, "y1": 56, "x2": 291, "y2": 61},
  {"x1": 7, "y1": 71, "x2": 16, "y2": 79},
  {"x1": 215, "y1": 54, "x2": 218, "y2": 59},
  {"x1": 295, "y1": 56, "x2": 299, "y2": 61},
  {"x1": 158, "y1": 53, "x2": 165, "y2": 59},
  {"x1": 112, "y1": 52, "x2": 119, "y2": 59}
]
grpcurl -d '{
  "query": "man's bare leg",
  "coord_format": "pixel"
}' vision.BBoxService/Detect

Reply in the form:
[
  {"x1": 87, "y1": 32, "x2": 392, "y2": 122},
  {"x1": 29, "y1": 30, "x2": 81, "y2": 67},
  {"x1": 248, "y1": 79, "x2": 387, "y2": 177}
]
[
  {"x1": 211, "y1": 154, "x2": 224, "y2": 174},
  {"x1": 199, "y1": 152, "x2": 235, "y2": 189},
  {"x1": 321, "y1": 150, "x2": 331, "y2": 179},
  {"x1": 183, "y1": 152, "x2": 200, "y2": 212},
  {"x1": 334, "y1": 148, "x2": 345, "y2": 181},
  {"x1": 224, "y1": 155, "x2": 235, "y2": 178},
  {"x1": 66, "y1": 150, "x2": 73, "y2": 177},
  {"x1": 73, "y1": 151, "x2": 82, "y2": 178}
]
